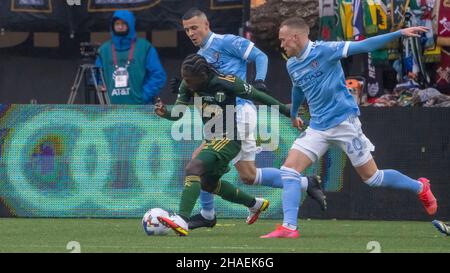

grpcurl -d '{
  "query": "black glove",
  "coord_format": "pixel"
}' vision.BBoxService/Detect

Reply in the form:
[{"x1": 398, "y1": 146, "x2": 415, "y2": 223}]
[
  {"x1": 252, "y1": 79, "x2": 269, "y2": 92},
  {"x1": 169, "y1": 77, "x2": 181, "y2": 94}
]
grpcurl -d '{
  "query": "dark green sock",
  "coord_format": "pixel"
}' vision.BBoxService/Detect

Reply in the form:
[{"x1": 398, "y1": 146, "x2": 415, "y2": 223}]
[
  {"x1": 214, "y1": 180, "x2": 255, "y2": 208},
  {"x1": 178, "y1": 175, "x2": 201, "y2": 219}
]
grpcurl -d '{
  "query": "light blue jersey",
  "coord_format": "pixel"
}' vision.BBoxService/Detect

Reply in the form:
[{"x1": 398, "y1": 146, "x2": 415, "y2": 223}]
[
  {"x1": 288, "y1": 40, "x2": 360, "y2": 131},
  {"x1": 198, "y1": 32, "x2": 267, "y2": 106},
  {"x1": 280, "y1": 31, "x2": 425, "y2": 231}
]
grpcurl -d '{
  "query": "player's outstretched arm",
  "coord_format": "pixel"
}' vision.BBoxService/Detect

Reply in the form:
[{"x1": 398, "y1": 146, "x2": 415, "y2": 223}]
[
  {"x1": 154, "y1": 98, "x2": 188, "y2": 121},
  {"x1": 224, "y1": 35, "x2": 268, "y2": 84},
  {"x1": 248, "y1": 88, "x2": 290, "y2": 117},
  {"x1": 347, "y1": 26, "x2": 430, "y2": 57},
  {"x1": 227, "y1": 77, "x2": 290, "y2": 116},
  {"x1": 154, "y1": 80, "x2": 192, "y2": 121}
]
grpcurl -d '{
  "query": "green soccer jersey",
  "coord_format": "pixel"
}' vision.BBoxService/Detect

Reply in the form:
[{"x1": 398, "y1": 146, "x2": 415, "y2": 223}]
[{"x1": 163, "y1": 73, "x2": 290, "y2": 139}]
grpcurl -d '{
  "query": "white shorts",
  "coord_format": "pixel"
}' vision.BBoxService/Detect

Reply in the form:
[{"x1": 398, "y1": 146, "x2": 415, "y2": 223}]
[
  {"x1": 231, "y1": 103, "x2": 258, "y2": 164},
  {"x1": 291, "y1": 115, "x2": 375, "y2": 167}
]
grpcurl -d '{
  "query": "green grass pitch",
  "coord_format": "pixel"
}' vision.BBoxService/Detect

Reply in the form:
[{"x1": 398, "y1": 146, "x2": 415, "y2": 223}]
[{"x1": 0, "y1": 218, "x2": 448, "y2": 253}]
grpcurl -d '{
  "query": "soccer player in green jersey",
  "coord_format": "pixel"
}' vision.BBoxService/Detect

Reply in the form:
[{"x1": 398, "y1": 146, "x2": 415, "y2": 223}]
[{"x1": 154, "y1": 54, "x2": 290, "y2": 236}]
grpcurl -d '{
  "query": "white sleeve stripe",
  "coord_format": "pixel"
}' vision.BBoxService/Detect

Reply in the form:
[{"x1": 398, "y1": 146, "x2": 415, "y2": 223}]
[
  {"x1": 343, "y1": 42, "x2": 350, "y2": 58},
  {"x1": 243, "y1": 42, "x2": 254, "y2": 60}
]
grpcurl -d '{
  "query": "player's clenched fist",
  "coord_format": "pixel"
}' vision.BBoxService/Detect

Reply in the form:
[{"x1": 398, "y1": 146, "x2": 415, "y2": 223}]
[{"x1": 291, "y1": 117, "x2": 304, "y2": 130}]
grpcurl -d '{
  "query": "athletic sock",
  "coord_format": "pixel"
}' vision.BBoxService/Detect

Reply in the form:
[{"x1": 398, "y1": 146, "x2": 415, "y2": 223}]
[
  {"x1": 199, "y1": 189, "x2": 215, "y2": 212},
  {"x1": 257, "y1": 168, "x2": 283, "y2": 188},
  {"x1": 282, "y1": 223, "x2": 298, "y2": 231},
  {"x1": 200, "y1": 208, "x2": 216, "y2": 220},
  {"x1": 365, "y1": 169, "x2": 422, "y2": 194},
  {"x1": 280, "y1": 166, "x2": 302, "y2": 229},
  {"x1": 300, "y1": 176, "x2": 308, "y2": 191},
  {"x1": 178, "y1": 175, "x2": 201, "y2": 219},
  {"x1": 215, "y1": 180, "x2": 255, "y2": 208}
]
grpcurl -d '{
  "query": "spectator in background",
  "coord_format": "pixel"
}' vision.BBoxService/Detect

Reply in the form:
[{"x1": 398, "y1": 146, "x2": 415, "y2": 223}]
[{"x1": 96, "y1": 10, "x2": 166, "y2": 104}]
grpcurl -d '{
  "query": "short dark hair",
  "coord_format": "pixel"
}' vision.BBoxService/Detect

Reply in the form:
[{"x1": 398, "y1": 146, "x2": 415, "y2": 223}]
[
  {"x1": 280, "y1": 17, "x2": 310, "y2": 33},
  {"x1": 182, "y1": 7, "x2": 207, "y2": 21}
]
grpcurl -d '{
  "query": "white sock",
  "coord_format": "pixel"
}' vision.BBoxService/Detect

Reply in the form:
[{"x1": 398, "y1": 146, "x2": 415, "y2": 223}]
[
  {"x1": 200, "y1": 209, "x2": 215, "y2": 220},
  {"x1": 418, "y1": 182, "x2": 424, "y2": 194},
  {"x1": 250, "y1": 198, "x2": 263, "y2": 211},
  {"x1": 253, "y1": 168, "x2": 262, "y2": 185},
  {"x1": 282, "y1": 223, "x2": 297, "y2": 231},
  {"x1": 300, "y1": 177, "x2": 308, "y2": 191}
]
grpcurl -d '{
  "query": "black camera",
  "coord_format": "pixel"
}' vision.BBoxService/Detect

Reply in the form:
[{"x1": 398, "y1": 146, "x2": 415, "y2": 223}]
[{"x1": 80, "y1": 42, "x2": 100, "y2": 61}]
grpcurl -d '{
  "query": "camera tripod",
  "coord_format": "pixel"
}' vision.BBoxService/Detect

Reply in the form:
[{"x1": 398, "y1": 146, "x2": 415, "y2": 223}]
[{"x1": 67, "y1": 64, "x2": 111, "y2": 104}]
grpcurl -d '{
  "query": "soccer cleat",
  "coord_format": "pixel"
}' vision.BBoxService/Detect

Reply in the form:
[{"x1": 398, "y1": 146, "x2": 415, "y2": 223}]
[
  {"x1": 417, "y1": 178, "x2": 437, "y2": 215},
  {"x1": 246, "y1": 198, "x2": 269, "y2": 225},
  {"x1": 432, "y1": 220, "x2": 450, "y2": 236},
  {"x1": 306, "y1": 175, "x2": 327, "y2": 211},
  {"x1": 188, "y1": 213, "x2": 217, "y2": 230},
  {"x1": 260, "y1": 224, "x2": 299, "y2": 238},
  {"x1": 157, "y1": 215, "x2": 189, "y2": 236}
]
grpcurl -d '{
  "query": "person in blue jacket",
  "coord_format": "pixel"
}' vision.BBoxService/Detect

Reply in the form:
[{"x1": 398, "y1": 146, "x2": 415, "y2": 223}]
[{"x1": 96, "y1": 10, "x2": 166, "y2": 104}]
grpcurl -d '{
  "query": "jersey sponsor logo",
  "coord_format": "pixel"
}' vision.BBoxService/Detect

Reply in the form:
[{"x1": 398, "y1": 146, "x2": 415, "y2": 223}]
[
  {"x1": 202, "y1": 96, "x2": 215, "y2": 102},
  {"x1": 298, "y1": 71, "x2": 324, "y2": 86},
  {"x1": 311, "y1": 60, "x2": 319, "y2": 69}
]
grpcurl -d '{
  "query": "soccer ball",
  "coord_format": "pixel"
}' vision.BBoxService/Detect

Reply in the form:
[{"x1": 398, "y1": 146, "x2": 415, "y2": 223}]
[{"x1": 142, "y1": 208, "x2": 170, "y2": 236}]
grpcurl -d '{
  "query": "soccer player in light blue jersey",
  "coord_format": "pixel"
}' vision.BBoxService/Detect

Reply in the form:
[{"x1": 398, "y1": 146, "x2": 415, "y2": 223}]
[
  {"x1": 177, "y1": 8, "x2": 326, "y2": 230},
  {"x1": 261, "y1": 17, "x2": 438, "y2": 238}
]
